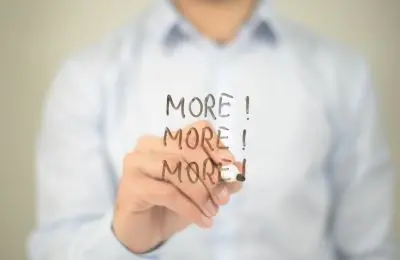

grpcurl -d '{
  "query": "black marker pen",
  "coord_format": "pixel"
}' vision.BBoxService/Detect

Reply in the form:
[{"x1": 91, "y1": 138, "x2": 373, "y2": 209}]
[{"x1": 221, "y1": 164, "x2": 246, "y2": 182}]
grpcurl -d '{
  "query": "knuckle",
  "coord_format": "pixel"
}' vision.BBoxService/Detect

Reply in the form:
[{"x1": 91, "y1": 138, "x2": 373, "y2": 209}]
[
  {"x1": 123, "y1": 153, "x2": 134, "y2": 168},
  {"x1": 195, "y1": 120, "x2": 211, "y2": 129},
  {"x1": 123, "y1": 152, "x2": 141, "y2": 172},
  {"x1": 133, "y1": 179, "x2": 147, "y2": 196},
  {"x1": 163, "y1": 155, "x2": 182, "y2": 169},
  {"x1": 135, "y1": 137, "x2": 145, "y2": 149},
  {"x1": 184, "y1": 184, "x2": 206, "y2": 204},
  {"x1": 135, "y1": 135, "x2": 151, "y2": 150},
  {"x1": 166, "y1": 152, "x2": 181, "y2": 162},
  {"x1": 229, "y1": 183, "x2": 242, "y2": 194},
  {"x1": 164, "y1": 186, "x2": 178, "y2": 202}
]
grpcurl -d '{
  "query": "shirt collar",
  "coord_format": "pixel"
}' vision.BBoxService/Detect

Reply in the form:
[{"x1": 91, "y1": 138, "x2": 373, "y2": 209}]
[{"x1": 147, "y1": 0, "x2": 278, "y2": 49}]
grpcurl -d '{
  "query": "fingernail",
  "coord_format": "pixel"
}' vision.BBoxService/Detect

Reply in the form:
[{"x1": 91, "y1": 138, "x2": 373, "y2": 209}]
[
  {"x1": 204, "y1": 200, "x2": 217, "y2": 217},
  {"x1": 201, "y1": 215, "x2": 213, "y2": 228},
  {"x1": 218, "y1": 187, "x2": 228, "y2": 201}
]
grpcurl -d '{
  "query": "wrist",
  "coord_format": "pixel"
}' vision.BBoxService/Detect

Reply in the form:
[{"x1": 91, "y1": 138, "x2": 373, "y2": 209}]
[{"x1": 112, "y1": 210, "x2": 163, "y2": 254}]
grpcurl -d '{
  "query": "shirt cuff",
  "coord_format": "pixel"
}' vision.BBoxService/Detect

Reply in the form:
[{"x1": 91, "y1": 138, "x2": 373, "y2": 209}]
[{"x1": 83, "y1": 210, "x2": 160, "y2": 260}]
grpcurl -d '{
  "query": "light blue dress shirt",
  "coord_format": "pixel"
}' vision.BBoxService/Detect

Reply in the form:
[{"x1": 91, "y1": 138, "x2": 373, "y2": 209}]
[{"x1": 28, "y1": 0, "x2": 396, "y2": 259}]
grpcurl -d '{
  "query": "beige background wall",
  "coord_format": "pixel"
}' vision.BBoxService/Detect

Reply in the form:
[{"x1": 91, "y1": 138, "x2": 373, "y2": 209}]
[{"x1": 0, "y1": 0, "x2": 399, "y2": 259}]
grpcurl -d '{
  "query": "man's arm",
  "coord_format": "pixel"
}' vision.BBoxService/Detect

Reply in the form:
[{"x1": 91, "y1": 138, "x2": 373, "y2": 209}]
[
  {"x1": 27, "y1": 58, "x2": 159, "y2": 260},
  {"x1": 330, "y1": 59, "x2": 396, "y2": 259}
]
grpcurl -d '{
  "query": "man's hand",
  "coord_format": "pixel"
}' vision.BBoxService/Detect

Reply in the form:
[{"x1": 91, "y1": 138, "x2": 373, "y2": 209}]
[{"x1": 112, "y1": 120, "x2": 244, "y2": 254}]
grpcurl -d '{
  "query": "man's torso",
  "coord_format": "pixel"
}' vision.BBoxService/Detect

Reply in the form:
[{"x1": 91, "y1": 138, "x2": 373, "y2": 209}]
[{"x1": 71, "y1": 2, "x2": 363, "y2": 259}]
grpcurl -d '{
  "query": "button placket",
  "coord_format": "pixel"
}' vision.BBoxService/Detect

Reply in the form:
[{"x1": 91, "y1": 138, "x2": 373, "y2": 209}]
[{"x1": 208, "y1": 48, "x2": 241, "y2": 260}]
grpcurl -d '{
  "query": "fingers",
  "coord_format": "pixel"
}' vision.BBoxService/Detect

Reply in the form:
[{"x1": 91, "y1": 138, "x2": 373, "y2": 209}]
[
  {"x1": 128, "y1": 120, "x2": 244, "y2": 226},
  {"x1": 210, "y1": 182, "x2": 243, "y2": 205},
  {"x1": 182, "y1": 120, "x2": 235, "y2": 164},
  {"x1": 182, "y1": 147, "x2": 220, "y2": 194},
  {"x1": 209, "y1": 160, "x2": 245, "y2": 205},
  {"x1": 133, "y1": 176, "x2": 213, "y2": 229},
  {"x1": 135, "y1": 123, "x2": 232, "y2": 196},
  {"x1": 125, "y1": 152, "x2": 219, "y2": 218},
  {"x1": 124, "y1": 151, "x2": 243, "y2": 231}
]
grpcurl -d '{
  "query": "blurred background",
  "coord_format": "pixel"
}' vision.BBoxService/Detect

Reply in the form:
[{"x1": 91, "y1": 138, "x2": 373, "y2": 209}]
[{"x1": 0, "y1": 0, "x2": 399, "y2": 259}]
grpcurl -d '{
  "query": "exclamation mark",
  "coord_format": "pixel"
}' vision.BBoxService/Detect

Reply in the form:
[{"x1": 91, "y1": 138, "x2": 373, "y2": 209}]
[
  {"x1": 245, "y1": 96, "x2": 250, "y2": 120},
  {"x1": 242, "y1": 158, "x2": 247, "y2": 176},
  {"x1": 242, "y1": 129, "x2": 246, "y2": 151}
]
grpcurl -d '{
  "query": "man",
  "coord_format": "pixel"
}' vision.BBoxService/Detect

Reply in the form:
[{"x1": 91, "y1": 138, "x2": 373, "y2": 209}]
[{"x1": 28, "y1": 0, "x2": 396, "y2": 259}]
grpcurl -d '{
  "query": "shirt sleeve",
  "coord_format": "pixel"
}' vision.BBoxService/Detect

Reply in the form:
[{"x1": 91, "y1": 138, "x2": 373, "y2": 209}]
[
  {"x1": 27, "y1": 58, "x2": 160, "y2": 260},
  {"x1": 330, "y1": 59, "x2": 397, "y2": 260}
]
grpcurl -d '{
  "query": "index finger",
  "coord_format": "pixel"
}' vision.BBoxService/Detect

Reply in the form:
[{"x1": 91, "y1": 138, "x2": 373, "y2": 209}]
[{"x1": 183, "y1": 120, "x2": 236, "y2": 165}]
